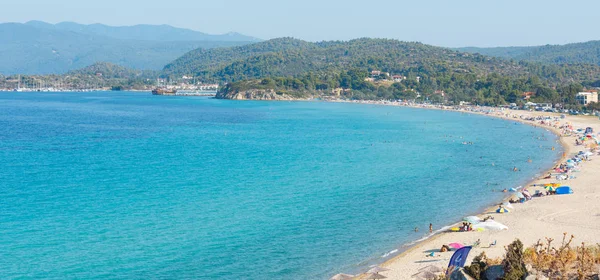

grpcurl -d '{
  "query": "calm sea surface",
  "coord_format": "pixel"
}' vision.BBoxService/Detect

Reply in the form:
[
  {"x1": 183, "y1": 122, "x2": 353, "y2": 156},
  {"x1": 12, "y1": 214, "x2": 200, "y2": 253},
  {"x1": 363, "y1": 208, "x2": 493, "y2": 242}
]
[{"x1": 0, "y1": 92, "x2": 560, "y2": 279}]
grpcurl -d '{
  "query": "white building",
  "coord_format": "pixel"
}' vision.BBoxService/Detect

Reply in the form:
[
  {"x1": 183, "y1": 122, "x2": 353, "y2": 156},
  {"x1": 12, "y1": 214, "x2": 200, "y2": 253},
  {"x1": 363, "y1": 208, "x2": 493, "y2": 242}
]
[{"x1": 576, "y1": 91, "x2": 599, "y2": 105}]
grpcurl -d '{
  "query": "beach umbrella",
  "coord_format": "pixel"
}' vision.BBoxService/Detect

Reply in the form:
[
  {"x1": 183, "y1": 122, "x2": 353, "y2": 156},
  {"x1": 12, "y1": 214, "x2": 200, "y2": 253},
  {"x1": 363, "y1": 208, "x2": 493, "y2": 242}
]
[
  {"x1": 448, "y1": 243, "x2": 464, "y2": 249},
  {"x1": 330, "y1": 273, "x2": 355, "y2": 280},
  {"x1": 366, "y1": 273, "x2": 387, "y2": 279},
  {"x1": 411, "y1": 271, "x2": 437, "y2": 279},
  {"x1": 367, "y1": 266, "x2": 390, "y2": 274},
  {"x1": 473, "y1": 220, "x2": 508, "y2": 231},
  {"x1": 515, "y1": 192, "x2": 525, "y2": 199},
  {"x1": 463, "y1": 216, "x2": 481, "y2": 224},
  {"x1": 502, "y1": 202, "x2": 514, "y2": 209},
  {"x1": 418, "y1": 265, "x2": 444, "y2": 274},
  {"x1": 496, "y1": 207, "x2": 509, "y2": 213}
]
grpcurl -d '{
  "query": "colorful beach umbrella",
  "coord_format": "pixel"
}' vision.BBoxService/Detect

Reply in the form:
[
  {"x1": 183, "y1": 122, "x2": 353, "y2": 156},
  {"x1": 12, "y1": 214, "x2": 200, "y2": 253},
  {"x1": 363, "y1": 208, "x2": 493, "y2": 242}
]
[
  {"x1": 448, "y1": 243, "x2": 464, "y2": 249},
  {"x1": 496, "y1": 207, "x2": 509, "y2": 213}
]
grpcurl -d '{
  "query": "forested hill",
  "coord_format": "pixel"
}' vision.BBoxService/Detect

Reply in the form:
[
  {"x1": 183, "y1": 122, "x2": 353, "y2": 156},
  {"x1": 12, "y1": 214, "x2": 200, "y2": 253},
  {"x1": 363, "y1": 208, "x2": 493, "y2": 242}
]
[
  {"x1": 163, "y1": 37, "x2": 519, "y2": 79},
  {"x1": 163, "y1": 38, "x2": 600, "y2": 106},
  {"x1": 458, "y1": 40, "x2": 600, "y2": 65},
  {"x1": 162, "y1": 37, "x2": 600, "y2": 85},
  {"x1": 67, "y1": 62, "x2": 156, "y2": 79}
]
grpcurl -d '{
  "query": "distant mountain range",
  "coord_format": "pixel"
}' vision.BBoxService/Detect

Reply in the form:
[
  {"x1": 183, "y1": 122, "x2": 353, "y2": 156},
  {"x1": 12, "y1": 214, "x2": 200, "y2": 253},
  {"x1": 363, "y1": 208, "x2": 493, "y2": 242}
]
[
  {"x1": 457, "y1": 41, "x2": 600, "y2": 65},
  {"x1": 0, "y1": 21, "x2": 260, "y2": 75}
]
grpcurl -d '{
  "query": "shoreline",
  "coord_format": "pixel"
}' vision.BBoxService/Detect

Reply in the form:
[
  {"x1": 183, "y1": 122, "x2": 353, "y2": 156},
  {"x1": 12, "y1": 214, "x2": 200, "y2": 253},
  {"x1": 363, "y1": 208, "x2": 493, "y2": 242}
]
[
  {"x1": 349, "y1": 102, "x2": 565, "y2": 276},
  {"x1": 337, "y1": 101, "x2": 598, "y2": 279}
]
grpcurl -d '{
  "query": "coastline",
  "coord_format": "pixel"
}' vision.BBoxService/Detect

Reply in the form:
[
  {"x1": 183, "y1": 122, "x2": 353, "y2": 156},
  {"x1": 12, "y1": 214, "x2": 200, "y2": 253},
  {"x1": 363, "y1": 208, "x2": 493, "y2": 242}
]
[
  {"x1": 326, "y1": 100, "x2": 600, "y2": 279},
  {"x1": 337, "y1": 102, "x2": 599, "y2": 279},
  {"x1": 212, "y1": 96, "x2": 594, "y2": 278}
]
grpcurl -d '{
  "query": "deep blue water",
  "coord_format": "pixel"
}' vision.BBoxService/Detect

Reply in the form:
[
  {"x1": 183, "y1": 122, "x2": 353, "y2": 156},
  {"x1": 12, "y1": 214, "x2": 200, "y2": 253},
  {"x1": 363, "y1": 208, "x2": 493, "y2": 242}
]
[{"x1": 0, "y1": 92, "x2": 560, "y2": 279}]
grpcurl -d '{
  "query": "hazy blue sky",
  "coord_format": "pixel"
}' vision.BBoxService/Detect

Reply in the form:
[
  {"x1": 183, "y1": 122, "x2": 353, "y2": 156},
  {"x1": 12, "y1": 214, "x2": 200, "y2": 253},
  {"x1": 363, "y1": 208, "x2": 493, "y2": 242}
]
[{"x1": 1, "y1": 0, "x2": 598, "y2": 47}]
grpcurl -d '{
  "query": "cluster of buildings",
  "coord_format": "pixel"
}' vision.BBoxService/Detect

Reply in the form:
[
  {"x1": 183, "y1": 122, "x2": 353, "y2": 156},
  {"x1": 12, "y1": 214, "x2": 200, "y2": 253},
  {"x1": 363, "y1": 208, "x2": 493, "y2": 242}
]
[
  {"x1": 367, "y1": 70, "x2": 420, "y2": 83},
  {"x1": 156, "y1": 78, "x2": 219, "y2": 92},
  {"x1": 522, "y1": 90, "x2": 598, "y2": 106}
]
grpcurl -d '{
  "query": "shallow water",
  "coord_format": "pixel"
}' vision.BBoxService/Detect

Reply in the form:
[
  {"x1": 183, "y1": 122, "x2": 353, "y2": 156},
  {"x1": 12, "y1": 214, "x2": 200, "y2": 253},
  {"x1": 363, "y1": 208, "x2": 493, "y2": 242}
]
[{"x1": 0, "y1": 92, "x2": 560, "y2": 279}]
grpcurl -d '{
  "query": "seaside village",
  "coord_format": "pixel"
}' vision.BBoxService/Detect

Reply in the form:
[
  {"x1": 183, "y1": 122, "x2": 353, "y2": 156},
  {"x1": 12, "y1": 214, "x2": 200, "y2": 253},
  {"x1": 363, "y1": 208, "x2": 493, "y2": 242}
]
[{"x1": 330, "y1": 105, "x2": 600, "y2": 280}]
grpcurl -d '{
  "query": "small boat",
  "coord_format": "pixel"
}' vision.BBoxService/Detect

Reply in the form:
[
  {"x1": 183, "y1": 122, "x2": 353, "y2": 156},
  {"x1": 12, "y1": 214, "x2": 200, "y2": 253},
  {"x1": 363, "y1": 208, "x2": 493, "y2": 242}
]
[{"x1": 152, "y1": 88, "x2": 177, "y2": 95}]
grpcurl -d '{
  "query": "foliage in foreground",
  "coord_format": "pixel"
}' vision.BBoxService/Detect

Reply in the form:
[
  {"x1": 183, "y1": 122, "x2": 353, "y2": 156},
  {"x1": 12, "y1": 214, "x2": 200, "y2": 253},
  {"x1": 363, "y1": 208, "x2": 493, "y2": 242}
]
[{"x1": 459, "y1": 234, "x2": 600, "y2": 279}]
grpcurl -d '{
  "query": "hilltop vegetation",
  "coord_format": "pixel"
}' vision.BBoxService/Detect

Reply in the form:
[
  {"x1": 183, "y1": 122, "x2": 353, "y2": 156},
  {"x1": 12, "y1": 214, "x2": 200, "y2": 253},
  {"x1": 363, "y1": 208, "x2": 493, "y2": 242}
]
[
  {"x1": 68, "y1": 62, "x2": 156, "y2": 79},
  {"x1": 163, "y1": 38, "x2": 600, "y2": 107},
  {"x1": 164, "y1": 37, "x2": 525, "y2": 80},
  {"x1": 0, "y1": 21, "x2": 258, "y2": 75},
  {"x1": 163, "y1": 37, "x2": 600, "y2": 84},
  {"x1": 458, "y1": 40, "x2": 600, "y2": 65}
]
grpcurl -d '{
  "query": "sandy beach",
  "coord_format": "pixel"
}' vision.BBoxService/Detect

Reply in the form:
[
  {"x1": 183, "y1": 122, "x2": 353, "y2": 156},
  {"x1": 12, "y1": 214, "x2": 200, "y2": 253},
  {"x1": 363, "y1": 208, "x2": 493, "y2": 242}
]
[{"x1": 337, "y1": 102, "x2": 600, "y2": 279}]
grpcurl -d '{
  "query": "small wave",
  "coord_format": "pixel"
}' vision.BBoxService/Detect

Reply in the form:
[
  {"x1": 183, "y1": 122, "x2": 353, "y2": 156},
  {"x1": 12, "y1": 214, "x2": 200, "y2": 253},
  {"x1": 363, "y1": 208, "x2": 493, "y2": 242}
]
[
  {"x1": 401, "y1": 225, "x2": 453, "y2": 248},
  {"x1": 381, "y1": 249, "x2": 399, "y2": 258}
]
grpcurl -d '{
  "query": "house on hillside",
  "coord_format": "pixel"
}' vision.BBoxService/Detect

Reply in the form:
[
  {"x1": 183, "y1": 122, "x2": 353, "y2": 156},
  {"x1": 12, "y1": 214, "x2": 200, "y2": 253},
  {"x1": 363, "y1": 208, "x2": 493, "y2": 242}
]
[
  {"x1": 371, "y1": 70, "x2": 390, "y2": 79},
  {"x1": 576, "y1": 91, "x2": 599, "y2": 105},
  {"x1": 331, "y1": 88, "x2": 350, "y2": 96},
  {"x1": 392, "y1": 75, "x2": 406, "y2": 82},
  {"x1": 434, "y1": 90, "x2": 445, "y2": 97},
  {"x1": 522, "y1": 91, "x2": 535, "y2": 100}
]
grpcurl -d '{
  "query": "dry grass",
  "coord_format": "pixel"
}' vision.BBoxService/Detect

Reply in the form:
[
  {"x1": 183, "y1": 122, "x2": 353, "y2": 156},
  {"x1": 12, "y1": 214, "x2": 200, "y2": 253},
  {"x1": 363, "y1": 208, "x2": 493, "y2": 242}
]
[{"x1": 523, "y1": 233, "x2": 599, "y2": 279}]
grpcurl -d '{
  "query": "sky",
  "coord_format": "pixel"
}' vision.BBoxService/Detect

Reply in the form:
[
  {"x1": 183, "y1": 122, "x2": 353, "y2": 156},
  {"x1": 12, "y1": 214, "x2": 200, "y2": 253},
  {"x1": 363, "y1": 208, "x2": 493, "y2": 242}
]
[{"x1": 1, "y1": 0, "x2": 599, "y2": 48}]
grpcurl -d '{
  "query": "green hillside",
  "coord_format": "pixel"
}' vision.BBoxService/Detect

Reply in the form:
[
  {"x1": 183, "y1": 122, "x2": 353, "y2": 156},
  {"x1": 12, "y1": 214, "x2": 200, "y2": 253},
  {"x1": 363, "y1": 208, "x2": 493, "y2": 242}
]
[
  {"x1": 163, "y1": 38, "x2": 600, "y2": 106},
  {"x1": 458, "y1": 41, "x2": 600, "y2": 65},
  {"x1": 163, "y1": 37, "x2": 600, "y2": 85}
]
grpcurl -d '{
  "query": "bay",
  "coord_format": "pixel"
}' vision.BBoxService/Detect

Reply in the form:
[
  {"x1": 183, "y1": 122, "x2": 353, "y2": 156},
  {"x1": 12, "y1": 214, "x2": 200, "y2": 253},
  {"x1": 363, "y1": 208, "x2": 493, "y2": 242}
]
[{"x1": 0, "y1": 91, "x2": 560, "y2": 279}]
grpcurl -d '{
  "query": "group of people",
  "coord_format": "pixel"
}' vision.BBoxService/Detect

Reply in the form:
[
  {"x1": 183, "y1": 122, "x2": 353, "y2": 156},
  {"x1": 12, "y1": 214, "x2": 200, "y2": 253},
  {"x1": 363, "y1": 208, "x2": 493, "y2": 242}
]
[{"x1": 459, "y1": 222, "x2": 473, "y2": 232}]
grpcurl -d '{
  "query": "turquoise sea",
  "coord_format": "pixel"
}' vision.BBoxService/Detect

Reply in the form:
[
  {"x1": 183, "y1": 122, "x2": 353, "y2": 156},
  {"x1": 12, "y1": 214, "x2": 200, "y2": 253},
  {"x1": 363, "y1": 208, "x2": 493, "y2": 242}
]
[{"x1": 0, "y1": 92, "x2": 560, "y2": 279}]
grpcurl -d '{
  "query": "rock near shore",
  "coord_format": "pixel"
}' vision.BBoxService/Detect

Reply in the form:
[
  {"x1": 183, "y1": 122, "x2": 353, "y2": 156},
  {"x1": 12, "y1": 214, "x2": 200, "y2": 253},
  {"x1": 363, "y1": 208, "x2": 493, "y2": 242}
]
[{"x1": 216, "y1": 89, "x2": 305, "y2": 100}]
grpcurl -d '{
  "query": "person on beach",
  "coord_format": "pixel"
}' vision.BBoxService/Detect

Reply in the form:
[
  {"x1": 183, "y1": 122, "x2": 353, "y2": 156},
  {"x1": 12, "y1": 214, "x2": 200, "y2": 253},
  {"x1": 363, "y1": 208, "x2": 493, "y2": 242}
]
[
  {"x1": 440, "y1": 245, "x2": 450, "y2": 252},
  {"x1": 429, "y1": 223, "x2": 432, "y2": 233}
]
